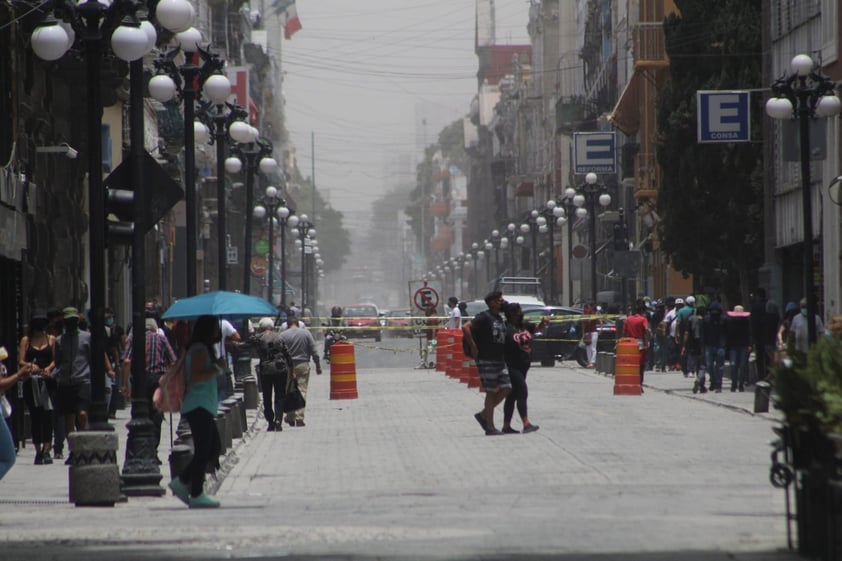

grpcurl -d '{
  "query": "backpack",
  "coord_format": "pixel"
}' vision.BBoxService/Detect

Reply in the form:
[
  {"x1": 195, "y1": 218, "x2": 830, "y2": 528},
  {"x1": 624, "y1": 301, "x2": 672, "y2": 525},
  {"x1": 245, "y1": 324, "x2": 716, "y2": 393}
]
[{"x1": 153, "y1": 356, "x2": 186, "y2": 413}]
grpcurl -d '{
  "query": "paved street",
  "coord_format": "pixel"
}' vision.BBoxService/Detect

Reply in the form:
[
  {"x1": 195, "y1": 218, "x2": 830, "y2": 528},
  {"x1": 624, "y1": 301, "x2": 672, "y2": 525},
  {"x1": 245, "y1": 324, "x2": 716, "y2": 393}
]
[{"x1": 0, "y1": 340, "x2": 800, "y2": 561}]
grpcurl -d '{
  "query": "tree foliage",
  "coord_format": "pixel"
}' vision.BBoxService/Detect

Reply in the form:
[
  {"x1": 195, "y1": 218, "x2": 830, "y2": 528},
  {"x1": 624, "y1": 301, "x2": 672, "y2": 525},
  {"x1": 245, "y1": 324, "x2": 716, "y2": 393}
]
[{"x1": 656, "y1": 0, "x2": 763, "y2": 303}]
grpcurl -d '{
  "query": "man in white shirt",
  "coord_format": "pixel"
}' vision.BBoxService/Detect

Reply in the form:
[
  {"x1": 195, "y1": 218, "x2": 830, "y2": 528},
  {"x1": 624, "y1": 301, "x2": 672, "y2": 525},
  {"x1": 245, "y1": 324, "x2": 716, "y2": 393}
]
[
  {"x1": 446, "y1": 297, "x2": 462, "y2": 329},
  {"x1": 215, "y1": 318, "x2": 241, "y2": 399}
]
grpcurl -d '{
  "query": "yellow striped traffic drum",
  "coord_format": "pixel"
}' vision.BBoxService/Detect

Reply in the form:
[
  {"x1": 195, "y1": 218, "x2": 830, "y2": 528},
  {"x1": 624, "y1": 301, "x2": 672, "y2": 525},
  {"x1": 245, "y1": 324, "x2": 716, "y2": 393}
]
[
  {"x1": 613, "y1": 337, "x2": 642, "y2": 396},
  {"x1": 329, "y1": 340, "x2": 359, "y2": 400}
]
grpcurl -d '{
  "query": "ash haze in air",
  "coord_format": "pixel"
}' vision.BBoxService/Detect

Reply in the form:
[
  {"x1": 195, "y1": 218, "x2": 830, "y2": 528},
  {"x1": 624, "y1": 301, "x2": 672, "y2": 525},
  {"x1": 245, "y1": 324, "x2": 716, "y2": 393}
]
[{"x1": 281, "y1": 1, "x2": 530, "y2": 311}]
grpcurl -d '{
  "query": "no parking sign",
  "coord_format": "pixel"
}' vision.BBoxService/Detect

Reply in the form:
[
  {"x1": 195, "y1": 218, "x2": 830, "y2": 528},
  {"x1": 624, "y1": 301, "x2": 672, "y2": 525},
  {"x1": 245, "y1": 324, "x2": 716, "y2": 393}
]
[{"x1": 408, "y1": 280, "x2": 442, "y2": 312}]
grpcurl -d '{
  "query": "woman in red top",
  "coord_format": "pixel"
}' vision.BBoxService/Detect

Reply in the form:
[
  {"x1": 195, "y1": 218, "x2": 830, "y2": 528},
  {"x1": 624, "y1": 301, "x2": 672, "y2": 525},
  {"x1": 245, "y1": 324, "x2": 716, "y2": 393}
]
[{"x1": 623, "y1": 300, "x2": 651, "y2": 385}]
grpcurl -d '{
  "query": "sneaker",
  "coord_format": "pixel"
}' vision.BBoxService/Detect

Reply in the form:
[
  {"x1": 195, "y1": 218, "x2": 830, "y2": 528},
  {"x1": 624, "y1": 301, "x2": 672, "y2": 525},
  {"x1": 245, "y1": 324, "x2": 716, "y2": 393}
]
[
  {"x1": 42, "y1": 452, "x2": 53, "y2": 465},
  {"x1": 188, "y1": 493, "x2": 220, "y2": 509},
  {"x1": 274, "y1": 420, "x2": 283, "y2": 432},
  {"x1": 267, "y1": 423, "x2": 276, "y2": 432},
  {"x1": 692, "y1": 380, "x2": 699, "y2": 394},
  {"x1": 522, "y1": 424, "x2": 540, "y2": 434},
  {"x1": 284, "y1": 415, "x2": 294, "y2": 427},
  {"x1": 295, "y1": 420, "x2": 305, "y2": 427},
  {"x1": 485, "y1": 428, "x2": 504, "y2": 436},
  {"x1": 473, "y1": 412, "x2": 488, "y2": 432},
  {"x1": 53, "y1": 451, "x2": 64, "y2": 460},
  {"x1": 699, "y1": 387, "x2": 708, "y2": 394},
  {"x1": 168, "y1": 478, "x2": 190, "y2": 506},
  {"x1": 34, "y1": 452, "x2": 43, "y2": 465},
  {"x1": 502, "y1": 427, "x2": 520, "y2": 434}
]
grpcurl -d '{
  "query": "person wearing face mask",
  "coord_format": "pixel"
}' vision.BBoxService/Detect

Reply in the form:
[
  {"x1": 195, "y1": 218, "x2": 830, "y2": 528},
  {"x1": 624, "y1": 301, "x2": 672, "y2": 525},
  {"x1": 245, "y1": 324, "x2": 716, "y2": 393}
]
[
  {"x1": 54, "y1": 307, "x2": 92, "y2": 435},
  {"x1": 789, "y1": 297, "x2": 825, "y2": 353}
]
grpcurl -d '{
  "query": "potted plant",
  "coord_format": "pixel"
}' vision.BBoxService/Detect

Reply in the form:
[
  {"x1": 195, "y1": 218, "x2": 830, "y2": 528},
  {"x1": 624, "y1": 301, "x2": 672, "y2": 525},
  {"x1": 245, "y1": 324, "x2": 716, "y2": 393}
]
[{"x1": 772, "y1": 332, "x2": 842, "y2": 559}]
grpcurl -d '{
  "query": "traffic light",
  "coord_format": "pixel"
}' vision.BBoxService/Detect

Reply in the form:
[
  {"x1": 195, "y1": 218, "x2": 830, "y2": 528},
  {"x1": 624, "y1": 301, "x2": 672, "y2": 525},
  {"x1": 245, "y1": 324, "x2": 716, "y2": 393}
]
[
  {"x1": 613, "y1": 222, "x2": 628, "y2": 251},
  {"x1": 106, "y1": 188, "x2": 134, "y2": 245}
]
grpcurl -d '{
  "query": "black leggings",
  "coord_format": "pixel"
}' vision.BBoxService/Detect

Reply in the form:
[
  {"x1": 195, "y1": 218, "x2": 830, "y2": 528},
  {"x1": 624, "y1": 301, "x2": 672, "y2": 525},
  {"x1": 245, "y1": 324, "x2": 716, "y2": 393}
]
[
  {"x1": 178, "y1": 408, "x2": 220, "y2": 497},
  {"x1": 22, "y1": 379, "x2": 53, "y2": 447},
  {"x1": 503, "y1": 367, "x2": 529, "y2": 424},
  {"x1": 259, "y1": 373, "x2": 286, "y2": 424}
]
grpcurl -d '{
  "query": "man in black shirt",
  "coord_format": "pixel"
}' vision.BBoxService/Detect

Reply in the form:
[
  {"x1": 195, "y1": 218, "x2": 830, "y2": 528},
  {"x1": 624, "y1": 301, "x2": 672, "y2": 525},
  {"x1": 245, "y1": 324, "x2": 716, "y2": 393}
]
[{"x1": 463, "y1": 291, "x2": 511, "y2": 435}]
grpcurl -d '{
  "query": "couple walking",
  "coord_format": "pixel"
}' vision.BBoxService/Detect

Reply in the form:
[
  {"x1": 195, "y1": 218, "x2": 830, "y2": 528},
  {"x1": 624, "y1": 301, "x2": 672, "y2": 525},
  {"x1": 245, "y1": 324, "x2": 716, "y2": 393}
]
[{"x1": 462, "y1": 291, "x2": 546, "y2": 435}]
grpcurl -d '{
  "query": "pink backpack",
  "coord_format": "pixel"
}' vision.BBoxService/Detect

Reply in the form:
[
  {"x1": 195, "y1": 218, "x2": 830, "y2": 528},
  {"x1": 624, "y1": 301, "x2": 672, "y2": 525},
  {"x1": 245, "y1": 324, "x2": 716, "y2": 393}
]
[{"x1": 153, "y1": 356, "x2": 186, "y2": 413}]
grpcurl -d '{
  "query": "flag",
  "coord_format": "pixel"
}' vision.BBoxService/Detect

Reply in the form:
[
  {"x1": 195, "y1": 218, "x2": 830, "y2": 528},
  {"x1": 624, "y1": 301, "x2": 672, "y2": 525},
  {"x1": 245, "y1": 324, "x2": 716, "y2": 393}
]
[
  {"x1": 272, "y1": 0, "x2": 302, "y2": 40},
  {"x1": 283, "y1": 3, "x2": 302, "y2": 39}
]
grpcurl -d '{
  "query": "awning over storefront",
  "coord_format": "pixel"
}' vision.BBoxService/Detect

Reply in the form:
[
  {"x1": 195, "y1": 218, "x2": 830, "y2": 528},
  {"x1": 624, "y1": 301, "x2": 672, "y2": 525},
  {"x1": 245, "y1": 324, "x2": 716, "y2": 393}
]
[{"x1": 608, "y1": 71, "x2": 641, "y2": 137}]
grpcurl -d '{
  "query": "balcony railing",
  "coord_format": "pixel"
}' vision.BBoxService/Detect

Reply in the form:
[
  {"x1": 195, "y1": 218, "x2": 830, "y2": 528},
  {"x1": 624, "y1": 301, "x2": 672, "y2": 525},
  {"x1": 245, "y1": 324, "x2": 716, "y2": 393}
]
[{"x1": 634, "y1": 22, "x2": 668, "y2": 69}]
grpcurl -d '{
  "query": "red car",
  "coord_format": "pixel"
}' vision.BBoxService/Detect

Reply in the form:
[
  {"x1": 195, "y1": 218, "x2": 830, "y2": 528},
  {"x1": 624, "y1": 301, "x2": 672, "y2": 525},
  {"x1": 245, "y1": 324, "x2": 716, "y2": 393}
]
[
  {"x1": 385, "y1": 309, "x2": 413, "y2": 338},
  {"x1": 342, "y1": 304, "x2": 382, "y2": 342}
]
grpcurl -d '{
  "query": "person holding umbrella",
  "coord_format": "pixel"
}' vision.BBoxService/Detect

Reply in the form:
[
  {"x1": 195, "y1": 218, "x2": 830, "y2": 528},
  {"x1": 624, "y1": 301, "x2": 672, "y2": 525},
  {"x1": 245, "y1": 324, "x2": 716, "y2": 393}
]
[{"x1": 168, "y1": 315, "x2": 223, "y2": 509}]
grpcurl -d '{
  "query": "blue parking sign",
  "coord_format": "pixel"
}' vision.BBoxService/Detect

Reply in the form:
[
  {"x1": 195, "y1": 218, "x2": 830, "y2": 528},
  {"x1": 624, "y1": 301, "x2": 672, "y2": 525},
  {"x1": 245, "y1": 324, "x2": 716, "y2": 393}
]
[
  {"x1": 573, "y1": 132, "x2": 616, "y2": 174},
  {"x1": 697, "y1": 91, "x2": 750, "y2": 143}
]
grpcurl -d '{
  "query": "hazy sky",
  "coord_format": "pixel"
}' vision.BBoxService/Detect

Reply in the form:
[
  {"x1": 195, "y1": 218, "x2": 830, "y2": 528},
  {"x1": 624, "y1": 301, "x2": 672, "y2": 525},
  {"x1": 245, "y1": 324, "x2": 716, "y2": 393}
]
[{"x1": 281, "y1": 0, "x2": 531, "y2": 217}]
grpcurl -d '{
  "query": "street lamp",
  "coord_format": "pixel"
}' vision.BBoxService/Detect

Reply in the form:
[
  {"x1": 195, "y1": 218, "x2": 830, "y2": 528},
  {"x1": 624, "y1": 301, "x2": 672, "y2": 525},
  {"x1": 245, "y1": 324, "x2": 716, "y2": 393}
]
[
  {"x1": 30, "y1": 0, "x2": 157, "y2": 437},
  {"x1": 574, "y1": 172, "x2": 611, "y2": 304},
  {"x1": 558, "y1": 188, "x2": 579, "y2": 306},
  {"x1": 289, "y1": 214, "x2": 315, "y2": 309},
  {"x1": 149, "y1": 30, "x2": 227, "y2": 296},
  {"x1": 541, "y1": 200, "x2": 567, "y2": 304},
  {"x1": 196, "y1": 86, "x2": 248, "y2": 292},
  {"x1": 504, "y1": 223, "x2": 518, "y2": 275},
  {"x1": 767, "y1": 53, "x2": 841, "y2": 345},
  {"x1": 488, "y1": 230, "x2": 502, "y2": 281},
  {"x1": 253, "y1": 186, "x2": 289, "y2": 305},
  {"x1": 226, "y1": 132, "x2": 277, "y2": 296},
  {"x1": 468, "y1": 242, "x2": 484, "y2": 299}
]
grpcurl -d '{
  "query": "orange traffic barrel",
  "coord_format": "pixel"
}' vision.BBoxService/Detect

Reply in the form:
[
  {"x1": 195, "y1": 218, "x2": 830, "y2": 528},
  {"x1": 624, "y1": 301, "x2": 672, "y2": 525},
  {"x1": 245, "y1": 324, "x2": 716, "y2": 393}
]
[
  {"x1": 329, "y1": 340, "x2": 359, "y2": 400},
  {"x1": 435, "y1": 330, "x2": 447, "y2": 372},
  {"x1": 614, "y1": 337, "x2": 642, "y2": 395},
  {"x1": 449, "y1": 330, "x2": 464, "y2": 380}
]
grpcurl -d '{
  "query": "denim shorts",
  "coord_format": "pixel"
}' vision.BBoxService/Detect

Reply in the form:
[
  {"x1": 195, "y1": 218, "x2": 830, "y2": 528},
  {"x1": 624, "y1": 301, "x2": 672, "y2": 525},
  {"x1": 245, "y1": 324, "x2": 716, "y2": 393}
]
[{"x1": 476, "y1": 360, "x2": 511, "y2": 392}]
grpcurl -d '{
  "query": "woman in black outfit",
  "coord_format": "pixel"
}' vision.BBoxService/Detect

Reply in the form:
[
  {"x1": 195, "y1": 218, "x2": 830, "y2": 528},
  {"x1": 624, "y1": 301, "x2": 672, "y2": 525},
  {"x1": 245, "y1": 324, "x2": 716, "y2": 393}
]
[
  {"x1": 18, "y1": 316, "x2": 56, "y2": 464},
  {"x1": 501, "y1": 303, "x2": 547, "y2": 434}
]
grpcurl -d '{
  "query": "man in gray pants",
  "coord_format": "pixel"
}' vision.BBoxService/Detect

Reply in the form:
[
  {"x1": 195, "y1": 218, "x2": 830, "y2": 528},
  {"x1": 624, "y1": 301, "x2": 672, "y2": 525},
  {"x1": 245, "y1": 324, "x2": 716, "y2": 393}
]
[{"x1": 279, "y1": 318, "x2": 322, "y2": 427}]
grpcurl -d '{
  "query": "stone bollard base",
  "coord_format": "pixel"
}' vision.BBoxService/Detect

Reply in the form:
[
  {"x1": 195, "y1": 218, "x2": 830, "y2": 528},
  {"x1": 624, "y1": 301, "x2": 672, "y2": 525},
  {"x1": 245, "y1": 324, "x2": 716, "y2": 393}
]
[
  {"x1": 243, "y1": 376, "x2": 259, "y2": 409},
  {"x1": 67, "y1": 431, "x2": 120, "y2": 507}
]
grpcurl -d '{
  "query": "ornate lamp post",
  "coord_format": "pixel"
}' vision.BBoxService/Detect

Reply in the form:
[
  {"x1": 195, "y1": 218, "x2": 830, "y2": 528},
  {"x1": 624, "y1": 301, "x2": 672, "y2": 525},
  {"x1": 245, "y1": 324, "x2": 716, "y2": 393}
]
[
  {"x1": 558, "y1": 187, "x2": 579, "y2": 306},
  {"x1": 504, "y1": 223, "x2": 518, "y2": 275},
  {"x1": 540, "y1": 201, "x2": 567, "y2": 304},
  {"x1": 488, "y1": 230, "x2": 502, "y2": 280},
  {"x1": 289, "y1": 214, "x2": 316, "y2": 309},
  {"x1": 468, "y1": 242, "x2": 484, "y2": 299},
  {"x1": 30, "y1": 0, "x2": 161, "y2": 501},
  {"x1": 767, "y1": 54, "x2": 841, "y2": 345},
  {"x1": 30, "y1": 0, "x2": 158, "y2": 437},
  {"x1": 196, "y1": 90, "x2": 248, "y2": 291},
  {"x1": 226, "y1": 132, "x2": 277, "y2": 296},
  {"x1": 252, "y1": 186, "x2": 289, "y2": 304},
  {"x1": 149, "y1": 24, "x2": 229, "y2": 296},
  {"x1": 573, "y1": 172, "x2": 612, "y2": 305}
]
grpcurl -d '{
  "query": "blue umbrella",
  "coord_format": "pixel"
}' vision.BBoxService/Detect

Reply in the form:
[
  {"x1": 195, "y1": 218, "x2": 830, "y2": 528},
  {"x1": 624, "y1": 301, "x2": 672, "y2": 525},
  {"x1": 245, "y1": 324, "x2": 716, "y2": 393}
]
[{"x1": 161, "y1": 291, "x2": 278, "y2": 320}]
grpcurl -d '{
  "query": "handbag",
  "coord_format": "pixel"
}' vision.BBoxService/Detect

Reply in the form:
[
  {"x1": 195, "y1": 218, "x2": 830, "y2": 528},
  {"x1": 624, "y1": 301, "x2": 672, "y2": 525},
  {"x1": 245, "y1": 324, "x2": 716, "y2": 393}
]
[
  {"x1": 0, "y1": 394, "x2": 11, "y2": 419},
  {"x1": 282, "y1": 378, "x2": 306, "y2": 413}
]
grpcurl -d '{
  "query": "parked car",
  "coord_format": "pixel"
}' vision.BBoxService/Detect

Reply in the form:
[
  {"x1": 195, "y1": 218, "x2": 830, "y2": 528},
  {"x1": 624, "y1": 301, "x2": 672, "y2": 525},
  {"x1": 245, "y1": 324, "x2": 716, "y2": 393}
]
[
  {"x1": 526, "y1": 307, "x2": 618, "y2": 367},
  {"x1": 385, "y1": 309, "x2": 413, "y2": 338},
  {"x1": 342, "y1": 304, "x2": 382, "y2": 342}
]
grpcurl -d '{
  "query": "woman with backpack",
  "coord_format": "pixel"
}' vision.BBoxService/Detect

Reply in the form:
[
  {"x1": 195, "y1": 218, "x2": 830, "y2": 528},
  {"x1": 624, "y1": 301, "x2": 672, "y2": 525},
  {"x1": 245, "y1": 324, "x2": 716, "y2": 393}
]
[{"x1": 168, "y1": 315, "x2": 223, "y2": 509}]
